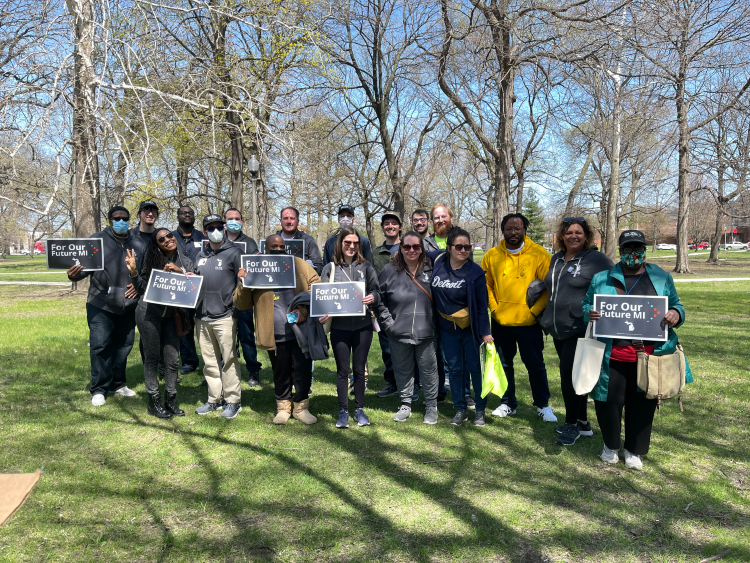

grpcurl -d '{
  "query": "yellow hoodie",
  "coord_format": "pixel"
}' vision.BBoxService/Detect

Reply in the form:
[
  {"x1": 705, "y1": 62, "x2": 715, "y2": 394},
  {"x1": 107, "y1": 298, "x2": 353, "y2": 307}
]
[{"x1": 481, "y1": 236, "x2": 551, "y2": 326}]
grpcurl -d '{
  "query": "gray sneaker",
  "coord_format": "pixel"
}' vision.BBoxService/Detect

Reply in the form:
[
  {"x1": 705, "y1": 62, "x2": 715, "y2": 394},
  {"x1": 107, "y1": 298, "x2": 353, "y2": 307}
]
[
  {"x1": 423, "y1": 406, "x2": 438, "y2": 425},
  {"x1": 393, "y1": 405, "x2": 412, "y2": 422},
  {"x1": 473, "y1": 410, "x2": 486, "y2": 427},
  {"x1": 451, "y1": 411, "x2": 468, "y2": 426},
  {"x1": 220, "y1": 402, "x2": 242, "y2": 419},
  {"x1": 195, "y1": 401, "x2": 223, "y2": 415}
]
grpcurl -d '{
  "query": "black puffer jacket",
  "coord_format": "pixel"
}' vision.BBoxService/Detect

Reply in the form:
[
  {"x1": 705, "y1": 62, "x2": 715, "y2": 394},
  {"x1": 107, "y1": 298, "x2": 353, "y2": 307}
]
[
  {"x1": 320, "y1": 260, "x2": 381, "y2": 331},
  {"x1": 539, "y1": 248, "x2": 614, "y2": 340},
  {"x1": 376, "y1": 260, "x2": 435, "y2": 344},
  {"x1": 192, "y1": 241, "x2": 242, "y2": 321},
  {"x1": 71, "y1": 226, "x2": 147, "y2": 315}
]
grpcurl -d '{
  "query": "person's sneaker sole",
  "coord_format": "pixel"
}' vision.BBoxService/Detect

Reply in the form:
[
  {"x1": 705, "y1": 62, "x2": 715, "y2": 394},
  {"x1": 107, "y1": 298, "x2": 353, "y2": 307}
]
[{"x1": 556, "y1": 433, "x2": 580, "y2": 446}]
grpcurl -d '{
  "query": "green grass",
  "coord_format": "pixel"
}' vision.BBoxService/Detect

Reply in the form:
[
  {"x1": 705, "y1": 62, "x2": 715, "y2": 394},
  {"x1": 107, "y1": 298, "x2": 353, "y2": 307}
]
[{"x1": 0, "y1": 282, "x2": 749, "y2": 561}]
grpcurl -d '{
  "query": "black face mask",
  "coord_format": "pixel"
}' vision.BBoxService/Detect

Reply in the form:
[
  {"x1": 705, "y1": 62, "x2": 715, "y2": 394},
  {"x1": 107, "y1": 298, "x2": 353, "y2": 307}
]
[{"x1": 267, "y1": 249, "x2": 287, "y2": 255}]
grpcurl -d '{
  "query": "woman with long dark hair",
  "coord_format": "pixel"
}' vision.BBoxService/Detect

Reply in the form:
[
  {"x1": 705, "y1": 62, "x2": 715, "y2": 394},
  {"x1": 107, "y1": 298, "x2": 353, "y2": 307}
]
[
  {"x1": 319, "y1": 227, "x2": 381, "y2": 429},
  {"x1": 126, "y1": 227, "x2": 193, "y2": 418},
  {"x1": 376, "y1": 231, "x2": 439, "y2": 424},
  {"x1": 428, "y1": 227, "x2": 493, "y2": 426},
  {"x1": 540, "y1": 217, "x2": 613, "y2": 446}
]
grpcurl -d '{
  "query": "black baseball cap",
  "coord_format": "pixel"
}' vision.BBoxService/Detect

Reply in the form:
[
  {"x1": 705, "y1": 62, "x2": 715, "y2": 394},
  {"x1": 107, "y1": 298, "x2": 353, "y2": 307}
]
[
  {"x1": 381, "y1": 213, "x2": 402, "y2": 226},
  {"x1": 202, "y1": 214, "x2": 225, "y2": 228},
  {"x1": 618, "y1": 230, "x2": 647, "y2": 246},
  {"x1": 138, "y1": 200, "x2": 159, "y2": 212},
  {"x1": 338, "y1": 205, "x2": 355, "y2": 216}
]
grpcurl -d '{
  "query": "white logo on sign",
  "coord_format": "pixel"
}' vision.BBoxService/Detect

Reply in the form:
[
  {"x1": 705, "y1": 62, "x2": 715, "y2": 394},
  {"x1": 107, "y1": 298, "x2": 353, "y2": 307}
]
[
  {"x1": 624, "y1": 321, "x2": 634, "y2": 331},
  {"x1": 266, "y1": 275, "x2": 273, "y2": 282},
  {"x1": 73, "y1": 258, "x2": 81, "y2": 266},
  {"x1": 170, "y1": 292, "x2": 176, "y2": 300},
  {"x1": 335, "y1": 302, "x2": 342, "y2": 309}
]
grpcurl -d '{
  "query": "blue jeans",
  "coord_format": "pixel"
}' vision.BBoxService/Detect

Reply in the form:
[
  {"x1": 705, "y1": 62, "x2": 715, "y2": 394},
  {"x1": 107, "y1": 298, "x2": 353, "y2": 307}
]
[
  {"x1": 179, "y1": 325, "x2": 200, "y2": 369},
  {"x1": 87, "y1": 304, "x2": 136, "y2": 397},
  {"x1": 493, "y1": 321, "x2": 550, "y2": 410},
  {"x1": 237, "y1": 308, "x2": 262, "y2": 374},
  {"x1": 441, "y1": 326, "x2": 485, "y2": 412},
  {"x1": 378, "y1": 330, "x2": 396, "y2": 386}
]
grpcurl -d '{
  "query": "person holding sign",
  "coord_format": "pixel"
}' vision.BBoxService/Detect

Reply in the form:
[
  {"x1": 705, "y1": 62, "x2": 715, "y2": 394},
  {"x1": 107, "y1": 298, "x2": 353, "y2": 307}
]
[
  {"x1": 67, "y1": 206, "x2": 147, "y2": 407},
  {"x1": 128, "y1": 227, "x2": 193, "y2": 418},
  {"x1": 192, "y1": 214, "x2": 244, "y2": 419},
  {"x1": 223, "y1": 208, "x2": 262, "y2": 386},
  {"x1": 234, "y1": 235, "x2": 321, "y2": 425},
  {"x1": 319, "y1": 227, "x2": 381, "y2": 429},
  {"x1": 539, "y1": 217, "x2": 613, "y2": 446},
  {"x1": 376, "y1": 232, "x2": 439, "y2": 425},
  {"x1": 429, "y1": 227, "x2": 493, "y2": 426},
  {"x1": 583, "y1": 230, "x2": 692, "y2": 470}
]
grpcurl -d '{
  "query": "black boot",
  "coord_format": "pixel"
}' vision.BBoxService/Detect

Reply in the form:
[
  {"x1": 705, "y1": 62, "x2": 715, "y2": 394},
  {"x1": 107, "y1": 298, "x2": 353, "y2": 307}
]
[
  {"x1": 165, "y1": 393, "x2": 185, "y2": 416},
  {"x1": 148, "y1": 393, "x2": 173, "y2": 419}
]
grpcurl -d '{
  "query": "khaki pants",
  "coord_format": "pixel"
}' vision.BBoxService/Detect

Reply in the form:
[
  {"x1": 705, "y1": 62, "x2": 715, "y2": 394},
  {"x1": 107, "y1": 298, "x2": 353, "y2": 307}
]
[{"x1": 196, "y1": 316, "x2": 241, "y2": 404}]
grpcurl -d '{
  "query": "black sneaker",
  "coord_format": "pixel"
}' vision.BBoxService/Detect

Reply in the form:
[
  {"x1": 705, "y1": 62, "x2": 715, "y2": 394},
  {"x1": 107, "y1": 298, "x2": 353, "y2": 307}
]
[
  {"x1": 220, "y1": 402, "x2": 242, "y2": 419},
  {"x1": 195, "y1": 401, "x2": 223, "y2": 415},
  {"x1": 247, "y1": 376, "x2": 260, "y2": 387},
  {"x1": 473, "y1": 410, "x2": 486, "y2": 427},
  {"x1": 556, "y1": 423, "x2": 580, "y2": 446},
  {"x1": 180, "y1": 364, "x2": 197, "y2": 375},
  {"x1": 577, "y1": 421, "x2": 594, "y2": 437},
  {"x1": 466, "y1": 396, "x2": 476, "y2": 410},
  {"x1": 376, "y1": 383, "x2": 399, "y2": 398},
  {"x1": 556, "y1": 421, "x2": 595, "y2": 437},
  {"x1": 451, "y1": 411, "x2": 468, "y2": 426}
]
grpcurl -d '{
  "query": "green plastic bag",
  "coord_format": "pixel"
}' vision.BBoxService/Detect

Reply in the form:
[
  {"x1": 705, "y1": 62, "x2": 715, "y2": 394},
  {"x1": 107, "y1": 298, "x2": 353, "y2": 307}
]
[{"x1": 480, "y1": 342, "x2": 508, "y2": 399}]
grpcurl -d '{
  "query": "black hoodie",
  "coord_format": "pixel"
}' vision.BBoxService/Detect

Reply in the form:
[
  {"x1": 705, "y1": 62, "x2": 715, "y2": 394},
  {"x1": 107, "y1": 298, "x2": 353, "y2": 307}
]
[
  {"x1": 192, "y1": 240, "x2": 242, "y2": 321},
  {"x1": 539, "y1": 248, "x2": 614, "y2": 340},
  {"x1": 71, "y1": 226, "x2": 147, "y2": 315}
]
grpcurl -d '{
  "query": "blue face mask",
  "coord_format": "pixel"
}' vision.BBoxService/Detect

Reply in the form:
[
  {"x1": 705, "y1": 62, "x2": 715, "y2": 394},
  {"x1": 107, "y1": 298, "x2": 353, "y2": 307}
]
[
  {"x1": 112, "y1": 219, "x2": 129, "y2": 234},
  {"x1": 226, "y1": 219, "x2": 242, "y2": 233}
]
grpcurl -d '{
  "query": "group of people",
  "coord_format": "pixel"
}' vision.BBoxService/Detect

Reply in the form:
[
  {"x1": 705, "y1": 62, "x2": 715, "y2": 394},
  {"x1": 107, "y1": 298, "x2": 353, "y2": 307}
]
[{"x1": 66, "y1": 199, "x2": 692, "y2": 471}]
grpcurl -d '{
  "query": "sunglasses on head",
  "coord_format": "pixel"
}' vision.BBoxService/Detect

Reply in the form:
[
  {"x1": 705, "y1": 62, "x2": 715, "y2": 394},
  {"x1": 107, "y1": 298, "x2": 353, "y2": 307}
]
[
  {"x1": 342, "y1": 240, "x2": 360, "y2": 247},
  {"x1": 401, "y1": 244, "x2": 421, "y2": 251},
  {"x1": 206, "y1": 225, "x2": 225, "y2": 232},
  {"x1": 564, "y1": 217, "x2": 586, "y2": 223},
  {"x1": 451, "y1": 244, "x2": 472, "y2": 252},
  {"x1": 157, "y1": 232, "x2": 175, "y2": 244}
]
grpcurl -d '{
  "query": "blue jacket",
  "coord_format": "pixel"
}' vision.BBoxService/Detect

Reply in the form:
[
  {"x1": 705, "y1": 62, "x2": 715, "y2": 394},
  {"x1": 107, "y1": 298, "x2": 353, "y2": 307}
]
[
  {"x1": 582, "y1": 262, "x2": 693, "y2": 402},
  {"x1": 428, "y1": 250, "x2": 491, "y2": 349}
]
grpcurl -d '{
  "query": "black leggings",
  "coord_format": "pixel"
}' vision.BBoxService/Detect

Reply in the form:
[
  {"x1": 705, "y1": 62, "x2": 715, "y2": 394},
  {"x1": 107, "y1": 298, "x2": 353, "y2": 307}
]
[
  {"x1": 594, "y1": 359, "x2": 658, "y2": 455},
  {"x1": 331, "y1": 327, "x2": 373, "y2": 411},
  {"x1": 553, "y1": 334, "x2": 589, "y2": 424}
]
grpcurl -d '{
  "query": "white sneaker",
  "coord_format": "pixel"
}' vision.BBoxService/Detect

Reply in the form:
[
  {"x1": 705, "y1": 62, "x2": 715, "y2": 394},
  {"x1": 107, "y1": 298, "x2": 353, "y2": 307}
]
[
  {"x1": 91, "y1": 394, "x2": 106, "y2": 407},
  {"x1": 624, "y1": 449, "x2": 643, "y2": 470},
  {"x1": 537, "y1": 406, "x2": 557, "y2": 422},
  {"x1": 600, "y1": 445, "x2": 619, "y2": 464},
  {"x1": 115, "y1": 386, "x2": 136, "y2": 397},
  {"x1": 491, "y1": 404, "x2": 516, "y2": 417}
]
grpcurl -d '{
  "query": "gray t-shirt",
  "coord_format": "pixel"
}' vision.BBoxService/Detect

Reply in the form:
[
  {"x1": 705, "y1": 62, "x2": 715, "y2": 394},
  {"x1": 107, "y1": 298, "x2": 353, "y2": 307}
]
[{"x1": 273, "y1": 288, "x2": 296, "y2": 341}]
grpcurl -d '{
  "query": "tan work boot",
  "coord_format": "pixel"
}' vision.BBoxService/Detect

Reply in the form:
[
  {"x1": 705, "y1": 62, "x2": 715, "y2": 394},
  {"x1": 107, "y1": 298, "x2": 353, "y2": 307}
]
[
  {"x1": 273, "y1": 400, "x2": 292, "y2": 425},
  {"x1": 292, "y1": 398, "x2": 318, "y2": 425}
]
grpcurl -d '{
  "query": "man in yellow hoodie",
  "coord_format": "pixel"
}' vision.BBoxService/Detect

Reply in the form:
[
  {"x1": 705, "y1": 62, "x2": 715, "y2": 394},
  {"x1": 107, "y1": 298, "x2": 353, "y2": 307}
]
[{"x1": 481, "y1": 213, "x2": 557, "y2": 422}]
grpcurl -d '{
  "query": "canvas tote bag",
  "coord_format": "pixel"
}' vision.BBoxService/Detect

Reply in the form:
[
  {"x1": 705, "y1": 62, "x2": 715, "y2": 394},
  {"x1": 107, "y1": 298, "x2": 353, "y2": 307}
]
[{"x1": 572, "y1": 322, "x2": 606, "y2": 394}]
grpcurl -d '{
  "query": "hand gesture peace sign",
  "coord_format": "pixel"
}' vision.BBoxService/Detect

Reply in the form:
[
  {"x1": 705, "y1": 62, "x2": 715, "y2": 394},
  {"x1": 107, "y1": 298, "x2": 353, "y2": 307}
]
[{"x1": 125, "y1": 248, "x2": 137, "y2": 276}]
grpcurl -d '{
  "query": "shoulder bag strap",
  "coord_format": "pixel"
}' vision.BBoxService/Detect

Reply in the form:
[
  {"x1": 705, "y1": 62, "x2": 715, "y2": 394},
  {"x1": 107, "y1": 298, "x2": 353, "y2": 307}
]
[{"x1": 405, "y1": 269, "x2": 433, "y2": 303}]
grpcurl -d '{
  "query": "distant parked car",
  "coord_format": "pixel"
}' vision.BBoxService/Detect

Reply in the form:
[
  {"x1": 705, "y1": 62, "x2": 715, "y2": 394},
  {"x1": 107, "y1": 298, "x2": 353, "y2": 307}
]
[
  {"x1": 656, "y1": 243, "x2": 677, "y2": 251},
  {"x1": 19, "y1": 249, "x2": 30, "y2": 255},
  {"x1": 689, "y1": 242, "x2": 710, "y2": 250},
  {"x1": 721, "y1": 241, "x2": 746, "y2": 250}
]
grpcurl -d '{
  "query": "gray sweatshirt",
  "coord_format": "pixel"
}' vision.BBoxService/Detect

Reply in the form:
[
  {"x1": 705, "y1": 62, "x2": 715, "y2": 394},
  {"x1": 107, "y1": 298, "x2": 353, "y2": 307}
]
[{"x1": 375, "y1": 260, "x2": 435, "y2": 345}]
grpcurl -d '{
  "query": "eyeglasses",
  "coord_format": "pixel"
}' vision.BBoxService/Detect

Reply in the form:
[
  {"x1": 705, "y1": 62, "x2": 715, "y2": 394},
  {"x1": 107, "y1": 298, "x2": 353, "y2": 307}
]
[
  {"x1": 157, "y1": 233, "x2": 175, "y2": 244},
  {"x1": 412, "y1": 218, "x2": 428, "y2": 224},
  {"x1": 178, "y1": 210, "x2": 194, "y2": 216},
  {"x1": 451, "y1": 244, "x2": 473, "y2": 252},
  {"x1": 342, "y1": 240, "x2": 360, "y2": 247},
  {"x1": 206, "y1": 225, "x2": 225, "y2": 232},
  {"x1": 401, "y1": 244, "x2": 421, "y2": 251},
  {"x1": 141, "y1": 208, "x2": 157, "y2": 215},
  {"x1": 563, "y1": 217, "x2": 586, "y2": 223}
]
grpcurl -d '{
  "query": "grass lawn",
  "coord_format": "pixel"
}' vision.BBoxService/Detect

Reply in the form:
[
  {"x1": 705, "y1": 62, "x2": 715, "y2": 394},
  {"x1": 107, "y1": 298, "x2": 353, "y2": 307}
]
[{"x1": 0, "y1": 265, "x2": 749, "y2": 562}]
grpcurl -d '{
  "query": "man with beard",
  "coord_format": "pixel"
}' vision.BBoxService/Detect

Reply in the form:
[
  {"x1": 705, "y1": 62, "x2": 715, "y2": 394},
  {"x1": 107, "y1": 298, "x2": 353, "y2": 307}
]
[
  {"x1": 481, "y1": 213, "x2": 556, "y2": 422},
  {"x1": 411, "y1": 208, "x2": 431, "y2": 241},
  {"x1": 424, "y1": 203, "x2": 453, "y2": 253},
  {"x1": 277, "y1": 206, "x2": 324, "y2": 274},
  {"x1": 172, "y1": 205, "x2": 206, "y2": 375}
]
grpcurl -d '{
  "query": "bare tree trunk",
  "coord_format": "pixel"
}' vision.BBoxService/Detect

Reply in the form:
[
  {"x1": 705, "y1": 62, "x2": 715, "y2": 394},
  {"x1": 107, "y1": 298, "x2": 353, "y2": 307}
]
[
  {"x1": 674, "y1": 75, "x2": 691, "y2": 273},
  {"x1": 176, "y1": 153, "x2": 189, "y2": 205},
  {"x1": 604, "y1": 82, "x2": 622, "y2": 260},
  {"x1": 564, "y1": 145, "x2": 596, "y2": 219},
  {"x1": 515, "y1": 170, "x2": 524, "y2": 213},
  {"x1": 67, "y1": 0, "x2": 100, "y2": 243},
  {"x1": 112, "y1": 151, "x2": 127, "y2": 206}
]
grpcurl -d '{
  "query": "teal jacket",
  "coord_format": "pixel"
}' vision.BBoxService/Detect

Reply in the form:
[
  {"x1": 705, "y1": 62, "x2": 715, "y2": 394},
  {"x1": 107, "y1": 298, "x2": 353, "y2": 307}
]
[{"x1": 582, "y1": 262, "x2": 693, "y2": 402}]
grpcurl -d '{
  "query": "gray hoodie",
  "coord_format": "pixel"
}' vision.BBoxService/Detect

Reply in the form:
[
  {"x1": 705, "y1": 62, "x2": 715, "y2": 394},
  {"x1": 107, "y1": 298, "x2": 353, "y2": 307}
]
[
  {"x1": 192, "y1": 240, "x2": 242, "y2": 321},
  {"x1": 539, "y1": 248, "x2": 614, "y2": 340},
  {"x1": 320, "y1": 260, "x2": 381, "y2": 331},
  {"x1": 375, "y1": 260, "x2": 435, "y2": 345}
]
